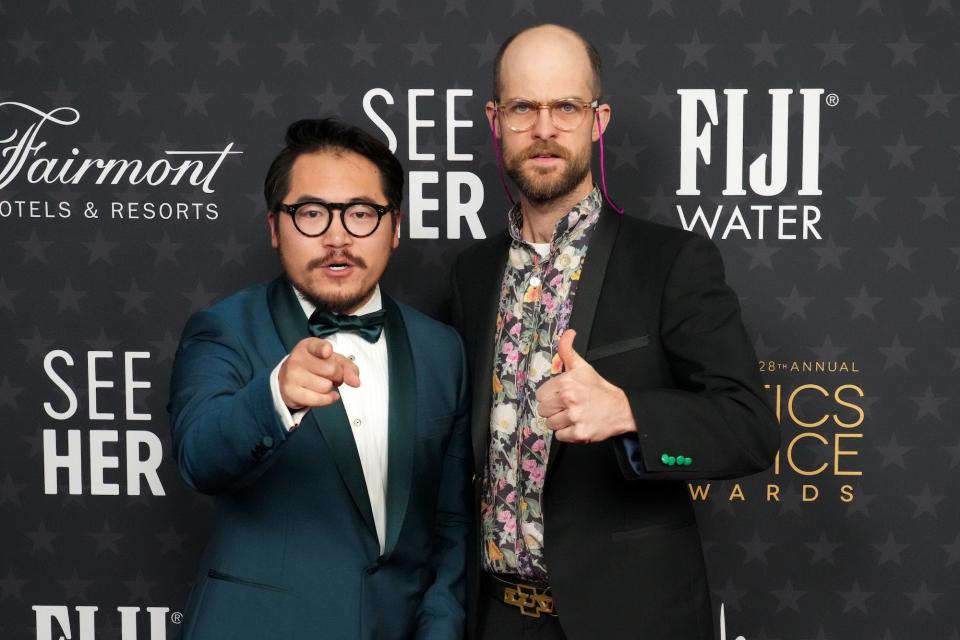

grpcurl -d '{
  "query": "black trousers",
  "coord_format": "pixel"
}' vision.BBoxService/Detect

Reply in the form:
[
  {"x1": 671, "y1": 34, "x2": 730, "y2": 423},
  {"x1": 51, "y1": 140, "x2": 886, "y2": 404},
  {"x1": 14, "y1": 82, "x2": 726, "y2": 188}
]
[{"x1": 478, "y1": 581, "x2": 568, "y2": 640}]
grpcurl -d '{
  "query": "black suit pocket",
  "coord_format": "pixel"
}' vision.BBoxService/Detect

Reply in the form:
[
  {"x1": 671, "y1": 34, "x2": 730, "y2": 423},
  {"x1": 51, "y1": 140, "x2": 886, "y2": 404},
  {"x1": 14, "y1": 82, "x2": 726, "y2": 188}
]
[
  {"x1": 610, "y1": 517, "x2": 694, "y2": 541},
  {"x1": 585, "y1": 335, "x2": 650, "y2": 363},
  {"x1": 207, "y1": 569, "x2": 291, "y2": 593}
]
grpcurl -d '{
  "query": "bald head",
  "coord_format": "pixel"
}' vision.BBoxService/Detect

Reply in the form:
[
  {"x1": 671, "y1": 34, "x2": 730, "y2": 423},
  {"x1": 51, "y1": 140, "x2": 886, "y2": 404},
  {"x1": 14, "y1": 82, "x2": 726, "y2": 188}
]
[{"x1": 492, "y1": 24, "x2": 603, "y2": 101}]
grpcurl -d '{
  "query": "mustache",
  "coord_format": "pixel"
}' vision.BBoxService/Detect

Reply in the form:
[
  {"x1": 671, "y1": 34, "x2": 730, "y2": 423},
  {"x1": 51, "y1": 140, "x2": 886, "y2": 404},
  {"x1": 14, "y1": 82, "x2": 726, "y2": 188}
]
[
  {"x1": 306, "y1": 251, "x2": 367, "y2": 270},
  {"x1": 523, "y1": 142, "x2": 569, "y2": 160}
]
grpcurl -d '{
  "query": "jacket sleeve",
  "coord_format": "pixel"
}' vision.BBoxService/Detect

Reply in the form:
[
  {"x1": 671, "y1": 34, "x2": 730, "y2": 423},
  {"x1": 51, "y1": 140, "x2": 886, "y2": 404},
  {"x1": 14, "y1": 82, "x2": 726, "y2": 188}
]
[
  {"x1": 614, "y1": 233, "x2": 780, "y2": 481},
  {"x1": 168, "y1": 309, "x2": 292, "y2": 494},
  {"x1": 415, "y1": 330, "x2": 471, "y2": 640}
]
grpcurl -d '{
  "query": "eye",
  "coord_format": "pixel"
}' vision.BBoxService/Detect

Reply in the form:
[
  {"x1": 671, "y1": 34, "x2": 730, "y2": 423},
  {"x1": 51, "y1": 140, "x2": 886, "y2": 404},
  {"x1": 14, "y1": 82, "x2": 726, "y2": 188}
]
[
  {"x1": 511, "y1": 101, "x2": 534, "y2": 114},
  {"x1": 557, "y1": 101, "x2": 578, "y2": 114}
]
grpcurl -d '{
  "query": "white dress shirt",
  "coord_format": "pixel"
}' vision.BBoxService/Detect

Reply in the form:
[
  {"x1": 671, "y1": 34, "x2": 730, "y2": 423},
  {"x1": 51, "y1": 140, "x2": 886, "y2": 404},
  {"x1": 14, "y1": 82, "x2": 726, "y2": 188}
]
[{"x1": 269, "y1": 285, "x2": 390, "y2": 554}]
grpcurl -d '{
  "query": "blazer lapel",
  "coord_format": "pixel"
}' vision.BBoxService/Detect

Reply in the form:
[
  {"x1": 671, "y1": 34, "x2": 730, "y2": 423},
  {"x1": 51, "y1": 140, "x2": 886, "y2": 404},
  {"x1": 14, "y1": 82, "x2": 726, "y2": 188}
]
[
  {"x1": 467, "y1": 233, "x2": 511, "y2": 475},
  {"x1": 266, "y1": 276, "x2": 377, "y2": 538},
  {"x1": 382, "y1": 295, "x2": 416, "y2": 559},
  {"x1": 547, "y1": 205, "x2": 622, "y2": 476}
]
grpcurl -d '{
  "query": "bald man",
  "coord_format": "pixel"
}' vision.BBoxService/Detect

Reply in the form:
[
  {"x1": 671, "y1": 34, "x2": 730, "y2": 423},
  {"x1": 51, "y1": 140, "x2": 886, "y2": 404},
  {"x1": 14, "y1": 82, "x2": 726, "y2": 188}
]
[{"x1": 449, "y1": 25, "x2": 779, "y2": 639}]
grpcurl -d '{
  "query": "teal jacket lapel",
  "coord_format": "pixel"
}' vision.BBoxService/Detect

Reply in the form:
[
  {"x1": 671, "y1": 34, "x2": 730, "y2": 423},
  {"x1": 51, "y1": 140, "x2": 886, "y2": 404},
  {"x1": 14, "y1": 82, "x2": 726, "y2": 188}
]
[
  {"x1": 381, "y1": 295, "x2": 416, "y2": 559},
  {"x1": 266, "y1": 276, "x2": 377, "y2": 539}
]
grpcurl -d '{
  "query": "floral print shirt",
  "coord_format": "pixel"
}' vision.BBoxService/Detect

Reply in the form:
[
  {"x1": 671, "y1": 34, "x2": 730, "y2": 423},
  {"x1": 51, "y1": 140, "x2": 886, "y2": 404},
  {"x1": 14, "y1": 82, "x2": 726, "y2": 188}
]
[{"x1": 482, "y1": 188, "x2": 602, "y2": 580}]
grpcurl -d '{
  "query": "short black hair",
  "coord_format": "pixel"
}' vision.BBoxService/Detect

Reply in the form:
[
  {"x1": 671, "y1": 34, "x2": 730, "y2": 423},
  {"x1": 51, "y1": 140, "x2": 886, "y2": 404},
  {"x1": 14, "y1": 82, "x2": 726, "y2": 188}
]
[
  {"x1": 492, "y1": 24, "x2": 603, "y2": 101},
  {"x1": 263, "y1": 118, "x2": 403, "y2": 214}
]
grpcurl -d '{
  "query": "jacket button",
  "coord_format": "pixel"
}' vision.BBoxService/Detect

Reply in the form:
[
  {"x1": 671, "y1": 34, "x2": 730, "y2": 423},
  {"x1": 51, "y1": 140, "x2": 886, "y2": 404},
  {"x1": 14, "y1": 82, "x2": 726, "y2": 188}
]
[
  {"x1": 261, "y1": 436, "x2": 274, "y2": 448},
  {"x1": 666, "y1": 455, "x2": 677, "y2": 466},
  {"x1": 660, "y1": 453, "x2": 670, "y2": 465}
]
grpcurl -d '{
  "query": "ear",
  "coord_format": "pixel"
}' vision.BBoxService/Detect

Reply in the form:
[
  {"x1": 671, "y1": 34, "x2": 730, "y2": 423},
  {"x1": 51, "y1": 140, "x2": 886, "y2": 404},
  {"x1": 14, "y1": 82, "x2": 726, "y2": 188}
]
[
  {"x1": 591, "y1": 103, "x2": 612, "y2": 142},
  {"x1": 485, "y1": 100, "x2": 499, "y2": 137},
  {"x1": 268, "y1": 211, "x2": 279, "y2": 249},
  {"x1": 391, "y1": 212, "x2": 401, "y2": 249}
]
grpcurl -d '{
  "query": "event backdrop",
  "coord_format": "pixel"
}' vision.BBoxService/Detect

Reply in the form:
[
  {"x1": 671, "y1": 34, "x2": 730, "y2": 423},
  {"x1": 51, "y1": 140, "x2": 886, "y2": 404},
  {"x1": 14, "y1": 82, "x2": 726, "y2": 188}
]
[{"x1": 1, "y1": 1, "x2": 957, "y2": 638}]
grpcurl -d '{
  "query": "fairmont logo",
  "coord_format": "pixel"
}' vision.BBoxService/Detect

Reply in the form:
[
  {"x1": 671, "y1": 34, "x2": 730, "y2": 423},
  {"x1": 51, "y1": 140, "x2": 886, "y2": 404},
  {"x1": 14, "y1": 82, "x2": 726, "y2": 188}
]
[{"x1": 0, "y1": 101, "x2": 240, "y2": 194}]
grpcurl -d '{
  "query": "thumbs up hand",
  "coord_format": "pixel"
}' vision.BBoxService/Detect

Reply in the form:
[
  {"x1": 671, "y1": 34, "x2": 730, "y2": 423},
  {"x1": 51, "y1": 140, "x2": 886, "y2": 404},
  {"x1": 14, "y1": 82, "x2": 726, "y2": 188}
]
[{"x1": 535, "y1": 329, "x2": 637, "y2": 444}]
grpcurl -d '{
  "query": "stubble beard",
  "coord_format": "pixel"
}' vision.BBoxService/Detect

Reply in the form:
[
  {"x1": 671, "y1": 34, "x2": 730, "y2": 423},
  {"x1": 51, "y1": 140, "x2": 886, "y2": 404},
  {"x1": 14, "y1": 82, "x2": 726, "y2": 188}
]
[{"x1": 277, "y1": 241, "x2": 376, "y2": 315}]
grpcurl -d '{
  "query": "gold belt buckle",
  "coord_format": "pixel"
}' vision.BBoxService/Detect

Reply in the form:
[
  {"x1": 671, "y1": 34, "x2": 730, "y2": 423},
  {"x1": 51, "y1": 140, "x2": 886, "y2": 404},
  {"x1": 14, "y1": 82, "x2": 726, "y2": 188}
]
[{"x1": 503, "y1": 582, "x2": 556, "y2": 618}]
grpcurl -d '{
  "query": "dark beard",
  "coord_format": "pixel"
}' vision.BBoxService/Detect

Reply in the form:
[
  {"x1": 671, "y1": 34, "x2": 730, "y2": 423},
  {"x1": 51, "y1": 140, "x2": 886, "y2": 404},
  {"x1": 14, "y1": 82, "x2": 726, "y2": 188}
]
[{"x1": 504, "y1": 142, "x2": 591, "y2": 205}]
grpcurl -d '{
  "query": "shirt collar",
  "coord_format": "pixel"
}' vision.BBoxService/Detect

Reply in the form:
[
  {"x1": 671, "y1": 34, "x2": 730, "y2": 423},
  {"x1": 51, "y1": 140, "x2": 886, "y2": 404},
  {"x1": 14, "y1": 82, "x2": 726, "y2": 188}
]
[
  {"x1": 291, "y1": 283, "x2": 383, "y2": 319},
  {"x1": 507, "y1": 187, "x2": 602, "y2": 247}
]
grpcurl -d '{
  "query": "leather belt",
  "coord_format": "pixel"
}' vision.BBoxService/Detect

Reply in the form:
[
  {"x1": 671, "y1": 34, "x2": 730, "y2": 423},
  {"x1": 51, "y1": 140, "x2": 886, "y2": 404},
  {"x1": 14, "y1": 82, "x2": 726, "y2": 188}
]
[{"x1": 484, "y1": 573, "x2": 558, "y2": 618}]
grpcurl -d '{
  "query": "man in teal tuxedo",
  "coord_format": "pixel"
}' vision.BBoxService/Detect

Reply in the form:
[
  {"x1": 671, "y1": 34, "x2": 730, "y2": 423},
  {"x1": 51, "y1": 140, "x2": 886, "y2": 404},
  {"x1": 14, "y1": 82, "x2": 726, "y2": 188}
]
[{"x1": 169, "y1": 119, "x2": 470, "y2": 640}]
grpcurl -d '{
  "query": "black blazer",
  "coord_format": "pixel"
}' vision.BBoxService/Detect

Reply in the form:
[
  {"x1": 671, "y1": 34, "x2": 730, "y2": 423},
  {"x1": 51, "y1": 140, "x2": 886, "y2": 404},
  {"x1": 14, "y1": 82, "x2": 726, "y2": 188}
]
[{"x1": 450, "y1": 205, "x2": 780, "y2": 640}]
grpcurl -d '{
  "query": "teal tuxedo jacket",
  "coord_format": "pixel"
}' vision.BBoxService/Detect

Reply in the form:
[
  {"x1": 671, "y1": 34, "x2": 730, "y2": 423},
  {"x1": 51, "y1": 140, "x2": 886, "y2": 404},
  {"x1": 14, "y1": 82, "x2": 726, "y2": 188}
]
[{"x1": 169, "y1": 277, "x2": 471, "y2": 640}]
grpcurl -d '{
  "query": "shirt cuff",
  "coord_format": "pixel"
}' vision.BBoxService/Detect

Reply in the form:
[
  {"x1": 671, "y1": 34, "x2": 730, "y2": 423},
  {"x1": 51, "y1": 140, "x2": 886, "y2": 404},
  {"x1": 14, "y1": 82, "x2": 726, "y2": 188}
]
[
  {"x1": 620, "y1": 433, "x2": 647, "y2": 476},
  {"x1": 270, "y1": 356, "x2": 307, "y2": 432}
]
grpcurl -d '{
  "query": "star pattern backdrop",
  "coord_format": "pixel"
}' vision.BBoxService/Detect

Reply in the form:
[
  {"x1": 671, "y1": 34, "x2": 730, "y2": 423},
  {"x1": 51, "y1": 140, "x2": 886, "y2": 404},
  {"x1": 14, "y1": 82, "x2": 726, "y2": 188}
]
[{"x1": 1, "y1": 1, "x2": 958, "y2": 638}]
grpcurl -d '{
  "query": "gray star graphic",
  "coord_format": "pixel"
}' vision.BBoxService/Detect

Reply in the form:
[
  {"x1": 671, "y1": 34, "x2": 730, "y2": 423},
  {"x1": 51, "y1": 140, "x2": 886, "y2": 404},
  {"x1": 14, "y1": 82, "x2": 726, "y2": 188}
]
[
  {"x1": 59, "y1": 569, "x2": 94, "y2": 601},
  {"x1": 445, "y1": 0, "x2": 467, "y2": 15},
  {"x1": 753, "y1": 334, "x2": 779, "y2": 360},
  {"x1": 787, "y1": 0, "x2": 812, "y2": 14},
  {"x1": 848, "y1": 184, "x2": 884, "y2": 220},
  {"x1": 812, "y1": 235, "x2": 848, "y2": 269},
  {"x1": 845, "y1": 483, "x2": 877, "y2": 517},
  {"x1": 941, "y1": 533, "x2": 960, "y2": 566},
  {"x1": 608, "y1": 133, "x2": 644, "y2": 170},
  {"x1": 718, "y1": 0, "x2": 742, "y2": 13},
  {"x1": 650, "y1": 0, "x2": 674, "y2": 15},
  {"x1": 84, "y1": 329, "x2": 121, "y2": 351},
  {"x1": 0, "y1": 277, "x2": 20, "y2": 311},
  {"x1": 116, "y1": 279, "x2": 152, "y2": 314},
  {"x1": 123, "y1": 570, "x2": 158, "y2": 600},
  {"x1": 740, "y1": 530, "x2": 775, "y2": 564},
  {"x1": 837, "y1": 580, "x2": 873, "y2": 613},
  {"x1": 777, "y1": 483, "x2": 804, "y2": 516},
  {"x1": 0, "y1": 473, "x2": 26, "y2": 505},
  {"x1": 278, "y1": 31, "x2": 312, "y2": 66},
  {"x1": 815, "y1": 31, "x2": 853, "y2": 67},
  {"x1": 89, "y1": 521, "x2": 123, "y2": 554},
  {"x1": 179, "y1": 81, "x2": 214, "y2": 116},
  {"x1": 345, "y1": 30, "x2": 381, "y2": 67},
  {"x1": 19, "y1": 328, "x2": 54, "y2": 361},
  {"x1": 143, "y1": 30, "x2": 177, "y2": 65},
  {"x1": 10, "y1": 29, "x2": 43, "y2": 63},
  {"x1": 777, "y1": 285, "x2": 813, "y2": 319},
  {"x1": 244, "y1": 81, "x2": 280, "y2": 117},
  {"x1": 927, "y1": 0, "x2": 953, "y2": 13},
  {"x1": 806, "y1": 531, "x2": 842, "y2": 565},
  {"x1": 743, "y1": 240, "x2": 780, "y2": 271},
  {"x1": 952, "y1": 247, "x2": 960, "y2": 271},
  {"x1": 746, "y1": 32, "x2": 783, "y2": 67},
  {"x1": 149, "y1": 330, "x2": 179, "y2": 363},
  {"x1": 911, "y1": 386, "x2": 947, "y2": 419},
  {"x1": 609, "y1": 31, "x2": 645, "y2": 68},
  {"x1": 913, "y1": 285, "x2": 949, "y2": 321},
  {"x1": 809, "y1": 335, "x2": 846, "y2": 361},
  {"x1": 18, "y1": 230, "x2": 52, "y2": 264},
  {"x1": 405, "y1": 32, "x2": 439, "y2": 66},
  {"x1": 713, "y1": 577, "x2": 746, "y2": 611},
  {"x1": 376, "y1": 0, "x2": 398, "y2": 13},
  {"x1": 772, "y1": 579, "x2": 806, "y2": 612},
  {"x1": 0, "y1": 570, "x2": 27, "y2": 600},
  {"x1": 878, "y1": 335, "x2": 913, "y2": 370},
  {"x1": 47, "y1": 0, "x2": 69, "y2": 12},
  {"x1": 908, "y1": 484, "x2": 944, "y2": 517},
  {"x1": 313, "y1": 82, "x2": 347, "y2": 116},
  {"x1": 580, "y1": 0, "x2": 603, "y2": 14},
  {"x1": 181, "y1": 0, "x2": 205, "y2": 14},
  {"x1": 111, "y1": 81, "x2": 147, "y2": 115},
  {"x1": 249, "y1": 0, "x2": 272, "y2": 13},
  {"x1": 917, "y1": 184, "x2": 951, "y2": 220},
  {"x1": 874, "y1": 434, "x2": 913, "y2": 469},
  {"x1": 905, "y1": 581, "x2": 941, "y2": 614},
  {"x1": 210, "y1": 31, "x2": 245, "y2": 65},
  {"x1": 919, "y1": 81, "x2": 956, "y2": 117},
  {"x1": 316, "y1": 0, "x2": 339, "y2": 13},
  {"x1": 146, "y1": 130, "x2": 181, "y2": 155},
  {"x1": 642, "y1": 83, "x2": 676, "y2": 119},
  {"x1": 76, "y1": 28, "x2": 111, "y2": 63},
  {"x1": 845, "y1": 285, "x2": 881, "y2": 320},
  {"x1": 471, "y1": 32, "x2": 498, "y2": 67},
  {"x1": 149, "y1": 232, "x2": 183, "y2": 266},
  {"x1": 82, "y1": 231, "x2": 117, "y2": 265},
  {"x1": 884, "y1": 133, "x2": 920, "y2": 169},
  {"x1": 677, "y1": 31, "x2": 714, "y2": 68},
  {"x1": 880, "y1": 235, "x2": 916, "y2": 270},
  {"x1": 214, "y1": 232, "x2": 251, "y2": 265},
  {"x1": 857, "y1": 0, "x2": 882, "y2": 14},
  {"x1": 641, "y1": 185, "x2": 674, "y2": 222},
  {"x1": 116, "y1": 0, "x2": 140, "y2": 12},
  {"x1": 184, "y1": 281, "x2": 220, "y2": 313},
  {"x1": 886, "y1": 31, "x2": 924, "y2": 66},
  {"x1": 26, "y1": 521, "x2": 60, "y2": 554},
  {"x1": 512, "y1": 0, "x2": 534, "y2": 15},
  {"x1": 52, "y1": 279, "x2": 86, "y2": 313},
  {"x1": 45, "y1": 78, "x2": 79, "y2": 105},
  {"x1": 819, "y1": 133, "x2": 851, "y2": 170},
  {"x1": 156, "y1": 524, "x2": 189, "y2": 555},
  {"x1": 850, "y1": 82, "x2": 887, "y2": 118},
  {"x1": 0, "y1": 377, "x2": 23, "y2": 408}
]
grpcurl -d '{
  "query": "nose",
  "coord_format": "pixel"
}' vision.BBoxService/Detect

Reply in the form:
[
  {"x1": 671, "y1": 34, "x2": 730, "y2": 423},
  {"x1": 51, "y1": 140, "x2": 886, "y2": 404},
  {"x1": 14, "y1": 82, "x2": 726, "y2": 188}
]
[
  {"x1": 531, "y1": 105, "x2": 558, "y2": 140},
  {"x1": 322, "y1": 210, "x2": 352, "y2": 248}
]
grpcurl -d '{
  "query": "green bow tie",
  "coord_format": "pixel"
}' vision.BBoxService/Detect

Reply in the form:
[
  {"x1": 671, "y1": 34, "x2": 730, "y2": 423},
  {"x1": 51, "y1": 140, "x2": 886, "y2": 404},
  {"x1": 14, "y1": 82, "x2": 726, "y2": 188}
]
[{"x1": 308, "y1": 308, "x2": 386, "y2": 343}]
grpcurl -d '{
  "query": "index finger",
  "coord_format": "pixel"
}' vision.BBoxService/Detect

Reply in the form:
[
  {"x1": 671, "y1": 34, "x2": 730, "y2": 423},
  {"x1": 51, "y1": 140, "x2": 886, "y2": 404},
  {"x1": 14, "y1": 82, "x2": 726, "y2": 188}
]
[{"x1": 304, "y1": 338, "x2": 334, "y2": 360}]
